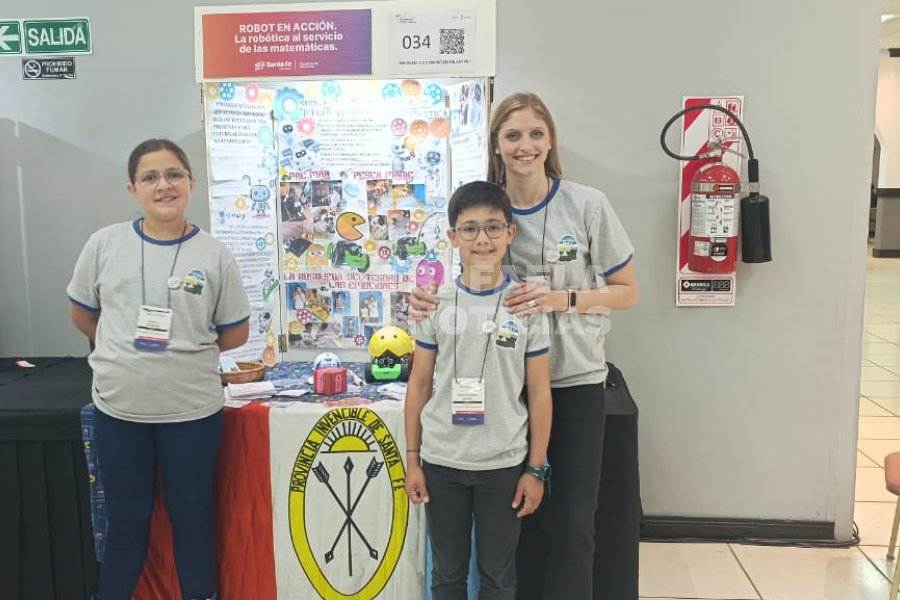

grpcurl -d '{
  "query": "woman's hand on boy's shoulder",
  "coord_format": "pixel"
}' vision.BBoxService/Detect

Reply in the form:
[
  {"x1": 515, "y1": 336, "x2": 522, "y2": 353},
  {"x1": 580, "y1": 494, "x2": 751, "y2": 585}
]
[
  {"x1": 512, "y1": 473, "x2": 544, "y2": 518},
  {"x1": 408, "y1": 285, "x2": 439, "y2": 323}
]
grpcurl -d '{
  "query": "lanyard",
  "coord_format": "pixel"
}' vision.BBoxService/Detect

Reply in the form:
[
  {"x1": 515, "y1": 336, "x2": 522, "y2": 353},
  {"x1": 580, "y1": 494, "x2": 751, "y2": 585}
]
[
  {"x1": 140, "y1": 219, "x2": 188, "y2": 308},
  {"x1": 507, "y1": 178, "x2": 551, "y2": 281},
  {"x1": 452, "y1": 278, "x2": 505, "y2": 384}
]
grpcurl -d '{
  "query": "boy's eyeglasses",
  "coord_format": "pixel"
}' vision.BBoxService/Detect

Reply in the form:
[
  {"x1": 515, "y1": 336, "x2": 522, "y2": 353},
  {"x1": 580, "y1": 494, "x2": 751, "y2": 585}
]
[
  {"x1": 454, "y1": 222, "x2": 509, "y2": 241},
  {"x1": 136, "y1": 169, "x2": 191, "y2": 187}
]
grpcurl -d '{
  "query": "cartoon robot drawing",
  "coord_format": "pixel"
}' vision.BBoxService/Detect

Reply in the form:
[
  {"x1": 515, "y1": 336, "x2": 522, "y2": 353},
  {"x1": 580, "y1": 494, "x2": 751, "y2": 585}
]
[{"x1": 391, "y1": 135, "x2": 416, "y2": 172}]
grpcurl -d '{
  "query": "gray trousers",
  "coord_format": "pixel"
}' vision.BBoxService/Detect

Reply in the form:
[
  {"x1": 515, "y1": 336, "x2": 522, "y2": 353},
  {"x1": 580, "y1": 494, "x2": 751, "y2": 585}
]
[{"x1": 423, "y1": 461, "x2": 523, "y2": 600}]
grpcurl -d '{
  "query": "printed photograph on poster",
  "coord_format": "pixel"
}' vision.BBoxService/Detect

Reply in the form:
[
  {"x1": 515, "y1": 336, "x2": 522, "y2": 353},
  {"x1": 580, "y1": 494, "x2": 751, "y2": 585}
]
[
  {"x1": 331, "y1": 291, "x2": 351, "y2": 317},
  {"x1": 280, "y1": 182, "x2": 311, "y2": 221},
  {"x1": 391, "y1": 292, "x2": 411, "y2": 333},
  {"x1": 388, "y1": 210, "x2": 411, "y2": 240},
  {"x1": 288, "y1": 321, "x2": 343, "y2": 349},
  {"x1": 369, "y1": 215, "x2": 389, "y2": 240},
  {"x1": 391, "y1": 183, "x2": 426, "y2": 211},
  {"x1": 309, "y1": 208, "x2": 337, "y2": 239},
  {"x1": 342, "y1": 316, "x2": 360, "y2": 339},
  {"x1": 367, "y1": 179, "x2": 391, "y2": 214},
  {"x1": 311, "y1": 180, "x2": 343, "y2": 208},
  {"x1": 288, "y1": 281, "x2": 334, "y2": 323},
  {"x1": 359, "y1": 291, "x2": 383, "y2": 325},
  {"x1": 458, "y1": 81, "x2": 485, "y2": 129}
]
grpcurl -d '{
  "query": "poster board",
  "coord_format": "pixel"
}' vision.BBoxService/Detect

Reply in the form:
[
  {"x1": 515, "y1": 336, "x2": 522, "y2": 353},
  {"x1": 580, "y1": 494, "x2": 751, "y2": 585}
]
[{"x1": 197, "y1": 1, "x2": 495, "y2": 362}]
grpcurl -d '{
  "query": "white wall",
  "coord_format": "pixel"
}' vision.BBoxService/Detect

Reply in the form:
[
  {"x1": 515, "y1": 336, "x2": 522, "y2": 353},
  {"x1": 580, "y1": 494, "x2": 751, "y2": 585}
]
[
  {"x1": 0, "y1": 0, "x2": 881, "y2": 538},
  {"x1": 877, "y1": 50, "x2": 900, "y2": 187}
]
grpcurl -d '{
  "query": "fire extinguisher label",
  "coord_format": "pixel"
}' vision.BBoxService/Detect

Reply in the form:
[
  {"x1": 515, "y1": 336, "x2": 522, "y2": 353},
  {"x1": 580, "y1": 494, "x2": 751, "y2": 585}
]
[
  {"x1": 693, "y1": 240, "x2": 710, "y2": 257},
  {"x1": 690, "y1": 194, "x2": 736, "y2": 238}
]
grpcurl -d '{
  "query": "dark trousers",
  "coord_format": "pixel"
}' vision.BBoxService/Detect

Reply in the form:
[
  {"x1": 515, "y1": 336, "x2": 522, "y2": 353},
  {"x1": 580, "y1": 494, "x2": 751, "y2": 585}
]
[
  {"x1": 92, "y1": 409, "x2": 223, "y2": 600},
  {"x1": 516, "y1": 384, "x2": 606, "y2": 600},
  {"x1": 423, "y1": 462, "x2": 523, "y2": 600}
]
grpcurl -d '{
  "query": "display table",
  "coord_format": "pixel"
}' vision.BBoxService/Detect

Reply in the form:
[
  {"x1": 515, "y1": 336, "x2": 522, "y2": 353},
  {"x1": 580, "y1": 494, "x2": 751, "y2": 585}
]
[
  {"x1": 0, "y1": 356, "x2": 99, "y2": 600},
  {"x1": 82, "y1": 362, "x2": 426, "y2": 600},
  {"x1": 79, "y1": 361, "x2": 641, "y2": 599}
]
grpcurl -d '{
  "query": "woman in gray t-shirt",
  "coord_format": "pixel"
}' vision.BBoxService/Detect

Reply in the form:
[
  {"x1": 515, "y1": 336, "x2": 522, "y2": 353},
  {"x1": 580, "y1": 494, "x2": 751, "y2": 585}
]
[{"x1": 411, "y1": 93, "x2": 638, "y2": 599}]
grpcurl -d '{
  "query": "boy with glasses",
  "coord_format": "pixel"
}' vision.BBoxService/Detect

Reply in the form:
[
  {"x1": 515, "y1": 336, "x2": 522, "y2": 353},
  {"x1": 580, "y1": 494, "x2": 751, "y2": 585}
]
[{"x1": 404, "y1": 181, "x2": 552, "y2": 600}]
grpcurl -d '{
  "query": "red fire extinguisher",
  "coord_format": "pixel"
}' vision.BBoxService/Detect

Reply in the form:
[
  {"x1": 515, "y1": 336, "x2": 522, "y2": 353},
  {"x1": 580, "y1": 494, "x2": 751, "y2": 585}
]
[
  {"x1": 689, "y1": 151, "x2": 740, "y2": 273},
  {"x1": 660, "y1": 104, "x2": 772, "y2": 270}
]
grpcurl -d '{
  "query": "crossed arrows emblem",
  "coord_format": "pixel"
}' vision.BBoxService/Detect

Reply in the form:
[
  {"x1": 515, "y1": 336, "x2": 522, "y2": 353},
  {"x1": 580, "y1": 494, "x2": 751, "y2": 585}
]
[{"x1": 312, "y1": 456, "x2": 384, "y2": 576}]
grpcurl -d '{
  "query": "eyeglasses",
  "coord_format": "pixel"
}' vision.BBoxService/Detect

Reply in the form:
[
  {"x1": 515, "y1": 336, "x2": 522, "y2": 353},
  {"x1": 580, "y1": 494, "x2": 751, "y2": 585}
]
[
  {"x1": 454, "y1": 222, "x2": 509, "y2": 241},
  {"x1": 136, "y1": 169, "x2": 191, "y2": 187}
]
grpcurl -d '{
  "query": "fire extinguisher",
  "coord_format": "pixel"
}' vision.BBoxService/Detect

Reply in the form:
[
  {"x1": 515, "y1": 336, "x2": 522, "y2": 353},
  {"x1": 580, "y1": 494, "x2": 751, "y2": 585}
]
[
  {"x1": 660, "y1": 104, "x2": 772, "y2": 270},
  {"x1": 688, "y1": 145, "x2": 740, "y2": 273}
]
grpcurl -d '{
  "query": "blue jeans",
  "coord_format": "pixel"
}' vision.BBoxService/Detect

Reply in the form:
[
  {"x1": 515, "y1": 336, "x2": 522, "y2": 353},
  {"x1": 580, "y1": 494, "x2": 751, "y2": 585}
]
[
  {"x1": 423, "y1": 461, "x2": 523, "y2": 600},
  {"x1": 92, "y1": 409, "x2": 223, "y2": 600}
]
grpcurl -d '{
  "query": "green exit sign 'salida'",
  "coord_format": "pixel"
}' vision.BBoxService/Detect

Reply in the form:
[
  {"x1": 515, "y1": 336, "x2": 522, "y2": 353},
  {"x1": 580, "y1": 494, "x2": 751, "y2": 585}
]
[{"x1": 23, "y1": 19, "x2": 91, "y2": 54}]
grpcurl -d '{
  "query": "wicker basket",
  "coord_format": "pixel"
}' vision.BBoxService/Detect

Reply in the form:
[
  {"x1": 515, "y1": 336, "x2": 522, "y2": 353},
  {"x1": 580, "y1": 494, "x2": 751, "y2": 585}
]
[{"x1": 219, "y1": 361, "x2": 267, "y2": 385}]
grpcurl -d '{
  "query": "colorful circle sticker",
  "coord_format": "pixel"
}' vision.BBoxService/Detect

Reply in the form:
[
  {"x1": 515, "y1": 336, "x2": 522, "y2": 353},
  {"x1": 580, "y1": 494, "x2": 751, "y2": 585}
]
[
  {"x1": 391, "y1": 118, "x2": 408, "y2": 136},
  {"x1": 382, "y1": 83, "x2": 402, "y2": 99},
  {"x1": 245, "y1": 83, "x2": 260, "y2": 102},
  {"x1": 430, "y1": 117, "x2": 450, "y2": 138},
  {"x1": 204, "y1": 84, "x2": 219, "y2": 99},
  {"x1": 235, "y1": 196, "x2": 248, "y2": 209},
  {"x1": 289, "y1": 321, "x2": 303, "y2": 335},
  {"x1": 409, "y1": 120, "x2": 430, "y2": 140},
  {"x1": 407, "y1": 221, "x2": 420, "y2": 234},
  {"x1": 424, "y1": 84, "x2": 445, "y2": 104},
  {"x1": 412, "y1": 209, "x2": 426, "y2": 222},
  {"x1": 274, "y1": 88, "x2": 304, "y2": 121},
  {"x1": 402, "y1": 79, "x2": 422, "y2": 96},
  {"x1": 354, "y1": 334, "x2": 367, "y2": 347},
  {"x1": 255, "y1": 237, "x2": 267, "y2": 251},
  {"x1": 258, "y1": 91, "x2": 274, "y2": 109},
  {"x1": 265, "y1": 232, "x2": 276, "y2": 245},
  {"x1": 266, "y1": 332, "x2": 276, "y2": 346},
  {"x1": 378, "y1": 246, "x2": 392, "y2": 260},
  {"x1": 297, "y1": 309, "x2": 312, "y2": 323},
  {"x1": 304, "y1": 84, "x2": 322, "y2": 99},
  {"x1": 297, "y1": 117, "x2": 316, "y2": 136},
  {"x1": 364, "y1": 240, "x2": 378, "y2": 254},
  {"x1": 284, "y1": 255, "x2": 300, "y2": 272},
  {"x1": 321, "y1": 80, "x2": 341, "y2": 99},
  {"x1": 437, "y1": 239, "x2": 449, "y2": 252},
  {"x1": 219, "y1": 83, "x2": 236, "y2": 100}
]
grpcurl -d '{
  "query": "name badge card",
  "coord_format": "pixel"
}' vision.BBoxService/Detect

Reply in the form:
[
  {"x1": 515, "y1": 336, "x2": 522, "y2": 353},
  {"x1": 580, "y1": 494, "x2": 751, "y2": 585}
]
[
  {"x1": 451, "y1": 378, "x2": 485, "y2": 425},
  {"x1": 134, "y1": 305, "x2": 173, "y2": 351}
]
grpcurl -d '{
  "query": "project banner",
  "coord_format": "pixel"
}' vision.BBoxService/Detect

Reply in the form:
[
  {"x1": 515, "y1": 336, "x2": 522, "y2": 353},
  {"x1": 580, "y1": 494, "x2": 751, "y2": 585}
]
[{"x1": 200, "y1": 9, "x2": 372, "y2": 79}]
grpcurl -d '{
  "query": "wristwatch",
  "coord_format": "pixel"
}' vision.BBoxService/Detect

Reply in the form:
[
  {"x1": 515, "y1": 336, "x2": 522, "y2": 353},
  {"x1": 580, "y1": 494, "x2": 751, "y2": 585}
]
[
  {"x1": 566, "y1": 288, "x2": 577, "y2": 312},
  {"x1": 524, "y1": 463, "x2": 551, "y2": 482}
]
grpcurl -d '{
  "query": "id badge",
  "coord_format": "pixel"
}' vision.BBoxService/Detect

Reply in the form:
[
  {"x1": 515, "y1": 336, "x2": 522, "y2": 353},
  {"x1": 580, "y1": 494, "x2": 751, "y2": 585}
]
[
  {"x1": 451, "y1": 378, "x2": 485, "y2": 425},
  {"x1": 134, "y1": 305, "x2": 173, "y2": 351}
]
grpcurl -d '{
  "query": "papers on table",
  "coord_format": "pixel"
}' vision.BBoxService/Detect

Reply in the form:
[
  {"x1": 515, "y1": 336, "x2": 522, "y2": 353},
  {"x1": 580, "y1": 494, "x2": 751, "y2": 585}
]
[{"x1": 227, "y1": 381, "x2": 277, "y2": 398}]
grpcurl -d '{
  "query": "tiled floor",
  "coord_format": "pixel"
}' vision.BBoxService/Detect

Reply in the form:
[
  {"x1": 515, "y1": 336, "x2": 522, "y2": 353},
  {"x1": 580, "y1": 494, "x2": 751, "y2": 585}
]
[{"x1": 637, "y1": 250, "x2": 900, "y2": 599}]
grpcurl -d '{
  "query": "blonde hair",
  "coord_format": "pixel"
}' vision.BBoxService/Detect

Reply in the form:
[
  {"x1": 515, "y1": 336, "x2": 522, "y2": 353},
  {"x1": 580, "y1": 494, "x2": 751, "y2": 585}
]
[{"x1": 488, "y1": 93, "x2": 562, "y2": 185}]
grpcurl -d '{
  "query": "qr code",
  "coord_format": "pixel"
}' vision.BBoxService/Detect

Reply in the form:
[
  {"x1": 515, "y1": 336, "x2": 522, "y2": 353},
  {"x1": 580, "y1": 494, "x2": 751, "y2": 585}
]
[{"x1": 439, "y1": 28, "x2": 465, "y2": 54}]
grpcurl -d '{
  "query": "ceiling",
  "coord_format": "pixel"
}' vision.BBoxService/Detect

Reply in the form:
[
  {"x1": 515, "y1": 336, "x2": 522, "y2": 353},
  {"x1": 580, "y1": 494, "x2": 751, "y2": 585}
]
[{"x1": 883, "y1": 0, "x2": 900, "y2": 48}]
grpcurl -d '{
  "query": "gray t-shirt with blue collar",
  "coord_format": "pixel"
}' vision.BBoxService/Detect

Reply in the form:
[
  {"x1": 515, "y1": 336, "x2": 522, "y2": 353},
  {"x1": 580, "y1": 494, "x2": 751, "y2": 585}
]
[
  {"x1": 415, "y1": 276, "x2": 550, "y2": 471},
  {"x1": 506, "y1": 178, "x2": 634, "y2": 388},
  {"x1": 67, "y1": 220, "x2": 250, "y2": 423}
]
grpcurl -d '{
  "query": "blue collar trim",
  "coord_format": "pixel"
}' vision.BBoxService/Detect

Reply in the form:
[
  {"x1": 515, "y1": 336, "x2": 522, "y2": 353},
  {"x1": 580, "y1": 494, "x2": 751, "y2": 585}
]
[{"x1": 511, "y1": 177, "x2": 560, "y2": 215}]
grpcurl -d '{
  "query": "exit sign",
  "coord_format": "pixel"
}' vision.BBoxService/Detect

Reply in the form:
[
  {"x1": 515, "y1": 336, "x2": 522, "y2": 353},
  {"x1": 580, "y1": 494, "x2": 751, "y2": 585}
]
[
  {"x1": 23, "y1": 18, "x2": 91, "y2": 54},
  {"x1": 0, "y1": 21, "x2": 22, "y2": 54}
]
